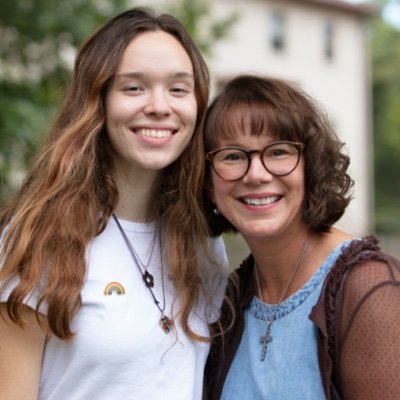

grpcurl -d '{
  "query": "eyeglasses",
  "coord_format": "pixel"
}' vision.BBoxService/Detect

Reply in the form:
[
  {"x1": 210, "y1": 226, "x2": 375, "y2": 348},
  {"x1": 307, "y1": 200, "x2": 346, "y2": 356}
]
[{"x1": 206, "y1": 140, "x2": 304, "y2": 181}]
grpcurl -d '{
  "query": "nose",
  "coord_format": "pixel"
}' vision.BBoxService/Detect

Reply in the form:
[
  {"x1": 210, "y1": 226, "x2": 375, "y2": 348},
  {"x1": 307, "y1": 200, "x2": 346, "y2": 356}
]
[
  {"x1": 144, "y1": 89, "x2": 171, "y2": 117},
  {"x1": 242, "y1": 155, "x2": 273, "y2": 184}
]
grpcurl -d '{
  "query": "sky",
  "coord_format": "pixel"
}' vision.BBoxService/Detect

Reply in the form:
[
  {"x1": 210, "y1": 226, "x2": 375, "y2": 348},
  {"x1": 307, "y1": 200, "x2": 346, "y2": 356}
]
[
  {"x1": 347, "y1": 0, "x2": 400, "y2": 28},
  {"x1": 382, "y1": 2, "x2": 400, "y2": 27}
]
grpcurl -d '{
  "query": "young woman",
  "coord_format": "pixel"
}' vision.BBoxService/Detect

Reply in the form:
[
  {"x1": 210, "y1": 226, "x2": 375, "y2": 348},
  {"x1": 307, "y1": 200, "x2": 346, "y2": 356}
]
[
  {"x1": 204, "y1": 75, "x2": 400, "y2": 399},
  {"x1": 0, "y1": 8, "x2": 226, "y2": 400}
]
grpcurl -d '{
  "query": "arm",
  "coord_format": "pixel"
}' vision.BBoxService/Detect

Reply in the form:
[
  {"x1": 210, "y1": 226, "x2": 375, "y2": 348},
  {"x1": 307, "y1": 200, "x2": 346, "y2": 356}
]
[
  {"x1": 339, "y1": 260, "x2": 400, "y2": 399},
  {"x1": 0, "y1": 303, "x2": 46, "y2": 400}
]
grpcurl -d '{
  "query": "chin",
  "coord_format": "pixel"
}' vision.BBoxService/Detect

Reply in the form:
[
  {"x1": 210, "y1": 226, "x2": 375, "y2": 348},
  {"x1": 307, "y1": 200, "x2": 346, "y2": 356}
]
[
  {"x1": 142, "y1": 157, "x2": 178, "y2": 171},
  {"x1": 238, "y1": 227, "x2": 270, "y2": 240},
  {"x1": 238, "y1": 222, "x2": 281, "y2": 241}
]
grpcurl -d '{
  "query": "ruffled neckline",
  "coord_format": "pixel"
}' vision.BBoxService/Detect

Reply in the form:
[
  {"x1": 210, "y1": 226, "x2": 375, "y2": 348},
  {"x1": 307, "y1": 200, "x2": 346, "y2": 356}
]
[{"x1": 250, "y1": 240, "x2": 352, "y2": 321}]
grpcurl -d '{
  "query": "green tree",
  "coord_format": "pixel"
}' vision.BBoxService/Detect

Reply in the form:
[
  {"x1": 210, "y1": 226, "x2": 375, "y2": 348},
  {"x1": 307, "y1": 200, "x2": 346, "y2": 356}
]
[
  {"x1": 164, "y1": 0, "x2": 238, "y2": 57},
  {"x1": 0, "y1": 0, "x2": 129, "y2": 201},
  {"x1": 370, "y1": 1, "x2": 400, "y2": 233}
]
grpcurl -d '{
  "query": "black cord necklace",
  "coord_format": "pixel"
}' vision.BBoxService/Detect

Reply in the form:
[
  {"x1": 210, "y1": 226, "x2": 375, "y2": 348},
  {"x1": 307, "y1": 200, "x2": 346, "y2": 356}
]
[{"x1": 113, "y1": 214, "x2": 173, "y2": 334}]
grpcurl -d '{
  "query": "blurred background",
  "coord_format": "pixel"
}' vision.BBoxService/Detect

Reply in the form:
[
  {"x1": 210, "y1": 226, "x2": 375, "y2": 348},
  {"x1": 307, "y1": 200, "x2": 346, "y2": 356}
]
[{"x1": 0, "y1": 0, "x2": 399, "y2": 266}]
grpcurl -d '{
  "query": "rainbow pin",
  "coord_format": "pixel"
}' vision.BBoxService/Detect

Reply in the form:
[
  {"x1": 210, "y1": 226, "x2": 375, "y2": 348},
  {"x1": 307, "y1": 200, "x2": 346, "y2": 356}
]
[{"x1": 104, "y1": 282, "x2": 125, "y2": 296}]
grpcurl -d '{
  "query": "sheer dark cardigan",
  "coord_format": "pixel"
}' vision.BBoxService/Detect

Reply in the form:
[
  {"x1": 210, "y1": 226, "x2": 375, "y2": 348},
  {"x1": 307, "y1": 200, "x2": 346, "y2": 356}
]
[{"x1": 205, "y1": 236, "x2": 400, "y2": 400}]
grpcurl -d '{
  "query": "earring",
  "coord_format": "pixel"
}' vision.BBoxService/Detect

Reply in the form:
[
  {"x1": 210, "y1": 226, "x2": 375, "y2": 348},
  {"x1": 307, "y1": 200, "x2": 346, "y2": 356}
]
[{"x1": 213, "y1": 207, "x2": 220, "y2": 216}]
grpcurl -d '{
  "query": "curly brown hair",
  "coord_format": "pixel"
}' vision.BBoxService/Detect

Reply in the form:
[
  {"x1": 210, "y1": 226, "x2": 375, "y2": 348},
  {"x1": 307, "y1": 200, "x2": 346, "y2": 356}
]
[
  {"x1": 204, "y1": 75, "x2": 353, "y2": 235},
  {"x1": 0, "y1": 7, "x2": 212, "y2": 341}
]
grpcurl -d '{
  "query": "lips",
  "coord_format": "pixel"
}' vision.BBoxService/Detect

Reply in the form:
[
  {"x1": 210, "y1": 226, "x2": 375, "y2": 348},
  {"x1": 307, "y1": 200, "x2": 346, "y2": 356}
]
[
  {"x1": 240, "y1": 195, "x2": 282, "y2": 206},
  {"x1": 133, "y1": 128, "x2": 176, "y2": 138}
]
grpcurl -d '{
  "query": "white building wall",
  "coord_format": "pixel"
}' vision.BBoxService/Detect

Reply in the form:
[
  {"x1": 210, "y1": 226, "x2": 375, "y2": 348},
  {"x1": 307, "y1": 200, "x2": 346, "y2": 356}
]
[{"x1": 207, "y1": 0, "x2": 372, "y2": 236}]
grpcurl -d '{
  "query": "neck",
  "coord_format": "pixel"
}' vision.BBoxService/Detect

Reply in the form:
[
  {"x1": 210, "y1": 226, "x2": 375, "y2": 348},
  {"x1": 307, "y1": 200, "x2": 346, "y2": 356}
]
[
  {"x1": 112, "y1": 166, "x2": 162, "y2": 223},
  {"x1": 251, "y1": 229, "x2": 312, "y2": 303}
]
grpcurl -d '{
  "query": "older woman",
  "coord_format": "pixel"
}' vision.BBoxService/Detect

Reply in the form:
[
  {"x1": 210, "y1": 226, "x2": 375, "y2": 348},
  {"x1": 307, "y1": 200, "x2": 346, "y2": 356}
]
[{"x1": 204, "y1": 75, "x2": 400, "y2": 400}]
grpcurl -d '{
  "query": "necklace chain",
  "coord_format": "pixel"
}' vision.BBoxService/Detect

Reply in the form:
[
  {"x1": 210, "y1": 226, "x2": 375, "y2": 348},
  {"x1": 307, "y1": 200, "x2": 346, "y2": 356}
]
[
  {"x1": 133, "y1": 226, "x2": 157, "y2": 271},
  {"x1": 112, "y1": 214, "x2": 173, "y2": 334},
  {"x1": 254, "y1": 232, "x2": 312, "y2": 361}
]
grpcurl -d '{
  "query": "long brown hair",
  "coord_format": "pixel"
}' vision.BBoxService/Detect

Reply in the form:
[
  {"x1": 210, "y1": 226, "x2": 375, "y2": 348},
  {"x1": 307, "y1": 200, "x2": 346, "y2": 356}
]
[
  {"x1": 204, "y1": 75, "x2": 353, "y2": 235},
  {"x1": 0, "y1": 7, "x2": 212, "y2": 340}
]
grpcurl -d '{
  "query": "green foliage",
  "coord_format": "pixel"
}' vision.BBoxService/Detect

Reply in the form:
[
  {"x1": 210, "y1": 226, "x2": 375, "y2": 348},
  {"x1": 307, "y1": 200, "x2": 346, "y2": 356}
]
[
  {"x1": 370, "y1": 6, "x2": 400, "y2": 233},
  {"x1": 162, "y1": 0, "x2": 239, "y2": 56},
  {"x1": 0, "y1": 0, "x2": 129, "y2": 201}
]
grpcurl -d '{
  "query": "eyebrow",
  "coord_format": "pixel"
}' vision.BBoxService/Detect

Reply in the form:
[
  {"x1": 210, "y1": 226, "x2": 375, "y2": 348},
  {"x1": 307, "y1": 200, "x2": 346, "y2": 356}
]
[{"x1": 114, "y1": 72, "x2": 194, "y2": 81}]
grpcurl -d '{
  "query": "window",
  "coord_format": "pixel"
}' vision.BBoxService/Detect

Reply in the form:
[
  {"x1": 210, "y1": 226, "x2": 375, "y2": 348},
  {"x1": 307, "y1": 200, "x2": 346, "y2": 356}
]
[
  {"x1": 323, "y1": 20, "x2": 335, "y2": 60},
  {"x1": 270, "y1": 11, "x2": 286, "y2": 52}
]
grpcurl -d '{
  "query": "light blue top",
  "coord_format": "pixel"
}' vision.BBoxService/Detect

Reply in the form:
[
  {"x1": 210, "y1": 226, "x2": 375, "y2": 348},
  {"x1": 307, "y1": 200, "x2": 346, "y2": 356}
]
[{"x1": 221, "y1": 242, "x2": 350, "y2": 400}]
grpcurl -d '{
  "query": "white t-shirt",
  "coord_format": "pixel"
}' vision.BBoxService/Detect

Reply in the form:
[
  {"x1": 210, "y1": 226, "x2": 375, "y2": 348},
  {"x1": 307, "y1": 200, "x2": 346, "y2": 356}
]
[{"x1": 0, "y1": 218, "x2": 227, "y2": 400}]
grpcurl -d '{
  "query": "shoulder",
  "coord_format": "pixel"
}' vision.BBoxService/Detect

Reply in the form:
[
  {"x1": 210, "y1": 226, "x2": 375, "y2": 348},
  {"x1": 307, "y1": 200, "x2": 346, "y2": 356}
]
[
  {"x1": 329, "y1": 235, "x2": 400, "y2": 286},
  {"x1": 337, "y1": 237, "x2": 400, "y2": 319},
  {"x1": 315, "y1": 235, "x2": 400, "y2": 330},
  {"x1": 311, "y1": 236, "x2": 400, "y2": 398},
  {"x1": 312, "y1": 235, "x2": 400, "y2": 319}
]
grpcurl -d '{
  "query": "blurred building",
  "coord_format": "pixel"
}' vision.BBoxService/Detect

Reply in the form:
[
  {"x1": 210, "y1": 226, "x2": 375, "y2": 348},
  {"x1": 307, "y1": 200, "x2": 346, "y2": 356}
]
[{"x1": 206, "y1": 0, "x2": 375, "y2": 236}]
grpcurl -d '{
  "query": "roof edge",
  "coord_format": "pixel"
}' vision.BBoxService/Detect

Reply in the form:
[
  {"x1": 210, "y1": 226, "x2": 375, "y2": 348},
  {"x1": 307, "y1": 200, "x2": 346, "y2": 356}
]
[{"x1": 279, "y1": 0, "x2": 379, "y2": 17}]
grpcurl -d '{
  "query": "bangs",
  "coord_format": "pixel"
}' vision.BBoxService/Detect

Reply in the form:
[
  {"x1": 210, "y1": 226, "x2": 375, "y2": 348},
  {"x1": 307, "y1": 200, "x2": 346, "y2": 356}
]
[{"x1": 205, "y1": 94, "x2": 305, "y2": 150}]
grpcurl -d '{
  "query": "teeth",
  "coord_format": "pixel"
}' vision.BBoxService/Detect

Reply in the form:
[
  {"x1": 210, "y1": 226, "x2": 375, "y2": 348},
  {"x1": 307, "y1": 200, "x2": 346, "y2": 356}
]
[
  {"x1": 242, "y1": 196, "x2": 280, "y2": 206},
  {"x1": 137, "y1": 129, "x2": 172, "y2": 138}
]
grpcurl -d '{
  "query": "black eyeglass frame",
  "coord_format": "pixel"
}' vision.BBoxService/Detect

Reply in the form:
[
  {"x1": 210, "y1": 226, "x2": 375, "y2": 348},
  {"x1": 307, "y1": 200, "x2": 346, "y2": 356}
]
[{"x1": 206, "y1": 140, "x2": 304, "y2": 181}]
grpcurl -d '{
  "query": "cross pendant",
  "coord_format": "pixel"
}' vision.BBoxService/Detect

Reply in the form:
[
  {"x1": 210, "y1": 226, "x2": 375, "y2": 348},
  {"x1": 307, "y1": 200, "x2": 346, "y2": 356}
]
[{"x1": 259, "y1": 322, "x2": 273, "y2": 361}]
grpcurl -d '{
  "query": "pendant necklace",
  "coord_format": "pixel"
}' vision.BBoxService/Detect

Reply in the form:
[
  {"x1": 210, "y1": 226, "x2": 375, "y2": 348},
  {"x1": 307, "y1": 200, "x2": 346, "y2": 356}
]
[
  {"x1": 254, "y1": 232, "x2": 311, "y2": 361},
  {"x1": 113, "y1": 214, "x2": 174, "y2": 334}
]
